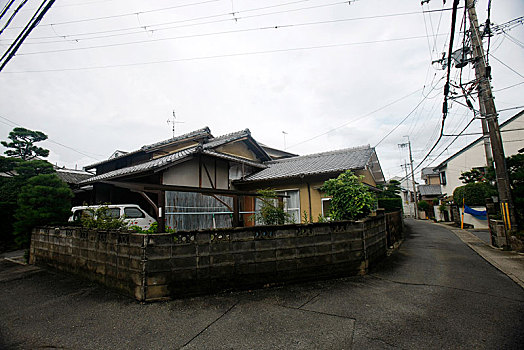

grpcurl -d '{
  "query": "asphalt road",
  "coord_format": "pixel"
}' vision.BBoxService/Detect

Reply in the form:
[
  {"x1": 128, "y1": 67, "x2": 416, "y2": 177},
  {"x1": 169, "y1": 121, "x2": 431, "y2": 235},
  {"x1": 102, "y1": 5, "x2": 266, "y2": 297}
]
[{"x1": 0, "y1": 219, "x2": 523, "y2": 349}]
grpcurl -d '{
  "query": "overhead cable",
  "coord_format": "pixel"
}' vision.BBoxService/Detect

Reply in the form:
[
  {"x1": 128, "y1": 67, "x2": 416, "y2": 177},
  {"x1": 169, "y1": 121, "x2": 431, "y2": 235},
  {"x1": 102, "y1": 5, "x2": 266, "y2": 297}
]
[
  {"x1": 0, "y1": 0, "x2": 30, "y2": 36},
  {"x1": 0, "y1": 0, "x2": 56, "y2": 72},
  {"x1": 2, "y1": 34, "x2": 447, "y2": 73}
]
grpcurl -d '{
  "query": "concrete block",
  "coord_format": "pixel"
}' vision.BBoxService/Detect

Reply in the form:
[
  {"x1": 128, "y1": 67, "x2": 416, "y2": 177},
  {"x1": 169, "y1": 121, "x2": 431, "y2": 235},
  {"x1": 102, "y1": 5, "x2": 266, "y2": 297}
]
[
  {"x1": 197, "y1": 255, "x2": 210, "y2": 267},
  {"x1": 275, "y1": 237, "x2": 296, "y2": 249},
  {"x1": 233, "y1": 252, "x2": 255, "y2": 264},
  {"x1": 296, "y1": 246, "x2": 316, "y2": 258},
  {"x1": 146, "y1": 273, "x2": 168, "y2": 286},
  {"x1": 255, "y1": 249, "x2": 275, "y2": 262},
  {"x1": 235, "y1": 263, "x2": 256, "y2": 275},
  {"x1": 210, "y1": 242, "x2": 230, "y2": 254},
  {"x1": 195, "y1": 233, "x2": 210, "y2": 245},
  {"x1": 276, "y1": 248, "x2": 296, "y2": 260},
  {"x1": 231, "y1": 230, "x2": 255, "y2": 242},
  {"x1": 170, "y1": 256, "x2": 197, "y2": 269},
  {"x1": 231, "y1": 241, "x2": 254, "y2": 253},
  {"x1": 147, "y1": 245, "x2": 172, "y2": 258},
  {"x1": 276, "y1": 259, "x2": 297, "y2": 272},
  {"x1": 209, "y1": 253, "x2": 234, "y2": 265},
  {"x1": 173, "y1": 244, "x2": 196, "y2": 257},
  {"x1": 209, "y1": 265, "x2": 234, "y2": 278},
  {"x1": 255, "y1": 239, "x2": 276, "y2": 250},
  {"x1": 256, "y1": 261, "x2": 276, "y2": 274}
]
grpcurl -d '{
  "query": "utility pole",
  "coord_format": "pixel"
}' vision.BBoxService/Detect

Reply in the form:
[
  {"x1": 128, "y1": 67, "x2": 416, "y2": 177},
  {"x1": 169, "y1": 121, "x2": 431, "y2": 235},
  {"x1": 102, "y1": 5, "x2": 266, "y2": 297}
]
[
  {"x1": 466, "y1": 0, "x2": 517, "y2": 233},
  {"x1": 401, "y1": 162, "x2": 413, "y2": 218},
  {"x1": 399, "y1": 137, "x2": 418, "y2": 219}
]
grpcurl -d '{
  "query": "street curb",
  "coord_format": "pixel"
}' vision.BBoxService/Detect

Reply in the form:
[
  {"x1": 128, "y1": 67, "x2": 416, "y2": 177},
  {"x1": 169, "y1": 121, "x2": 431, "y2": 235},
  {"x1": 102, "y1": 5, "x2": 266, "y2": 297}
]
[{"x1": 435, "y1": 223, "x2": 524, "y2": 290}]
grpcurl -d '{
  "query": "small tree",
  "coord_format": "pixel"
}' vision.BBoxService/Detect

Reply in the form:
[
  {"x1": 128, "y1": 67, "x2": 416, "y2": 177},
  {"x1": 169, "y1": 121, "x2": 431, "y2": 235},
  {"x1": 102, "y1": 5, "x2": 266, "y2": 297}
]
[
  {"x1": 459, "y1": 168, "x2": 486, "y2": 184},
  {"x1": 253, "y1": 189, "x2": 293, "y2": 225},
  {"x1": 417, "y1": 200, "x2": 430, "y2": 213},
  {"x1": 13, "y1": 174, "x2": 73, "y2": 246},
  {"x1": 320, "y1": 170, "x2": 375, "y2": 221},
  {"x1": 1, "y1": 127, "x2": 49, "y2": 160},
  {"x1": 378, "y1": 179, "x2": 402, "y2": 198}
]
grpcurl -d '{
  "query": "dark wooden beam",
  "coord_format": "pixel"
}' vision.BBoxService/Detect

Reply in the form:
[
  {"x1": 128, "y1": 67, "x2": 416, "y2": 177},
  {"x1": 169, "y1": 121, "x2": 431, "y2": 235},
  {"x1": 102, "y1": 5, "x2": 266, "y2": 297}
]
[{"x1": 99, "y1": 180, "x2": 283, "y2": 197}]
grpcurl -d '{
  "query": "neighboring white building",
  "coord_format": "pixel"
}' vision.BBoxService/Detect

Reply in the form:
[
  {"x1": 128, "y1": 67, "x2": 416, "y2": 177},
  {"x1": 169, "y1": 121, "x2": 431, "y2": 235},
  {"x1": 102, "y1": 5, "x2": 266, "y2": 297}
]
[
  {"x1": 390, "y1": 176, "x2": 417, "y2": 218},
  {"x1": 435, "y1": 110, "x2": 524, "y2": 198}
]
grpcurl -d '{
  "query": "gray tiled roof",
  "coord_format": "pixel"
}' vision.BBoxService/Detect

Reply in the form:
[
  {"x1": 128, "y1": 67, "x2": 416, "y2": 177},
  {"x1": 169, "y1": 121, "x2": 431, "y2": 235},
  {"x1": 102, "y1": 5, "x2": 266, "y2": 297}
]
[
  {"x1": 81, "y1": 147, "x2": 198, "y2": 184},
  {"x1": 141, "y1": 127, "x2": 211, "y2": 151},
  {"x1": 203, "y1": 129, "x2": 251, "y2": 149},
  {"x1": 421, "y1": 167, "x2": 439, "y2": 176},
  {"x1": 84, "y1": 127, "x2": 211, "y2": 170},
  {"x1": 55, "y1": 169, "x2": 93, "y2": 184},
  {"x1": 240, "y1": 146, "x2": 375, "y2": 182},
  {"x1": 202, "y1": 149, "x2": 267, "y2": 169},
  {"x1": 418, "y1": 184, "x2": 442, "y2": 196}
]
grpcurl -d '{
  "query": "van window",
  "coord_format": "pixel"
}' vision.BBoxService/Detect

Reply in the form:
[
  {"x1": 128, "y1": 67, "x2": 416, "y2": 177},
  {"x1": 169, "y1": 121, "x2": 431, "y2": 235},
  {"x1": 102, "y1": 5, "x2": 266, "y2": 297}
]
[
  {"x1": 124, "y1": 207, "x2": 145, "y2": 218},
  {"x1": 73, "y1": 209, "x2": 95, "y2": 221},
  {"x1": 107, "y1": 208, "x2": 120, "y2": 218}
]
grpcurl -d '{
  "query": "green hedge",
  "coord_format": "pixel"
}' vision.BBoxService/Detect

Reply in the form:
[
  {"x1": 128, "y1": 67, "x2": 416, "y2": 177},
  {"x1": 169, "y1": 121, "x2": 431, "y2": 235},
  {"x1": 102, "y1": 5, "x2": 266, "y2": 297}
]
[
  {"x1": 378, "y1": 198, "x2": 403, "y2": 213},
  {"x1": 453, "y1": 182, "x2": 495, "y2": 206}
]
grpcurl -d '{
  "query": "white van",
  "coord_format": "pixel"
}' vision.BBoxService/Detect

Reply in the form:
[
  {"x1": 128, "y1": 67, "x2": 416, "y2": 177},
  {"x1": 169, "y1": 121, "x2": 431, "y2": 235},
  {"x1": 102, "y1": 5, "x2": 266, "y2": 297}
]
[{"x1": 69, "y1": 204, "x2": 156, "y2": 230}]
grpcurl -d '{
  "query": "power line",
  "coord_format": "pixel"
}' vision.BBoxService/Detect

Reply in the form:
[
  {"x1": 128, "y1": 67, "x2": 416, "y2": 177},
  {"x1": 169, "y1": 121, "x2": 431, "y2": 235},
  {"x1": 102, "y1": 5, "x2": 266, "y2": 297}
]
[
  {"x1": 0, "y1": 0, "x2": 56, "y2": 72},
  {"x1": 0, "y1": 3, "x2": 456, "y2": 44},
  {"x1": 5, "y1": 0, "x2": 223, "y2": 29},
  {"x1": 1, "y1": 0, "x2": 319, "y2": 40},
  {"x1": 491, "y1": 54, "x2": 524, "y2": 79},
  {"x1": 286, "y1": 88, "x2": 423, "y2": 150},
  {"x1": 0, "y1": 0, "x2": 30, "y2": 36},
  {"x1": 3, "y1": 0, "x2": 340, "y2": 30},
  {"x1": 2, "y1": 34, "x2": 447, "y2": 73},
  {"x1": 0, "y1": 0, "x2": 16, "y2": 21},
  {"x1": 14, "y1": 15, "x2": 455, "y2": 56},
  {"x1": 0, "y1": 114, "x2": 103, "y2": 160},
  {"x1": 374, "y1": 91, "x2": 434, "y2": 148},
  {"x1": 493, "y1": 81, "x2": 524, "y2": 92}
]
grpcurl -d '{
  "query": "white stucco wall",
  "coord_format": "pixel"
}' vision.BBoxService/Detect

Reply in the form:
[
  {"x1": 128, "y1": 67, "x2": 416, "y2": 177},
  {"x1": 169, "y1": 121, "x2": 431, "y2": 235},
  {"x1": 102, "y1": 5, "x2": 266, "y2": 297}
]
[
  {"x1": 440, "y1": 115, "x2": 524, "y2": 197},
  {"x1": 162, "y1": 158, "x2": 229, "y2": 189}
]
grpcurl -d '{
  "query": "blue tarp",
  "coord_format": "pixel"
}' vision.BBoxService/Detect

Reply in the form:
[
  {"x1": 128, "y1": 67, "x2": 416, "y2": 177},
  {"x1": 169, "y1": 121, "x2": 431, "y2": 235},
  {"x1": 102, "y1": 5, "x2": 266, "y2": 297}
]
[{"x1": 464, "y1": 205, "x2": 487, "y2": 220}]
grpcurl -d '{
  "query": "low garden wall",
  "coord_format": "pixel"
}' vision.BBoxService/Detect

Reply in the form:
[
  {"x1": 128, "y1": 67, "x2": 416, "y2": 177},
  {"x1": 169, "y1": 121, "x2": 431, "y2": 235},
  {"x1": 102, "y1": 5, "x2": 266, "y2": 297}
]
[{"x1": 30, "y1": 210, "x2": 401, "y2": 301}]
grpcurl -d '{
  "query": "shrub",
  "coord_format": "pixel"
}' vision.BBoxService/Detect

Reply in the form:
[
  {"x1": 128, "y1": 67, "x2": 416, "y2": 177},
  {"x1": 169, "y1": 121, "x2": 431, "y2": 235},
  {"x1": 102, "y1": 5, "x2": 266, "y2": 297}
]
[
  {"x1": 253, "y1": 189, "x2": 293, "y2": 225},
  {"x1": 79, "y1": 206, "x2": 127, "y2": 231},
  {"x1": 417, "y1": 200, "x2": 430, "y2": 212},
  {"x1": 453, "y1": 182, "x2": 495, "y2": 206},
  {"x1": 320, "y1": 170, "x2": 375, "y2": 221}
]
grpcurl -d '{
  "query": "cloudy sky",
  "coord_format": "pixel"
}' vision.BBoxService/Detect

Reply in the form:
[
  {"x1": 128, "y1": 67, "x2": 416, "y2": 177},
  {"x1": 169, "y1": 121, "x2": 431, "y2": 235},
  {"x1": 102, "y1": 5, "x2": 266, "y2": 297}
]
[{"x1": 0, "y1": 0, "x2": 523, "y2": 180}]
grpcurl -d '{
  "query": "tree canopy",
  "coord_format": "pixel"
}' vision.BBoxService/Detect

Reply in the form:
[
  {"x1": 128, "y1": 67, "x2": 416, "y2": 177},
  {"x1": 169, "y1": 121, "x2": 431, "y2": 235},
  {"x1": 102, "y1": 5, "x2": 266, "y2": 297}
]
[
  {"x1": 13, "y1": 174, "x2": 73, "y2": 246},
  {"x1": 321, "y1": 170, "x2": 375, "y2": 221},
  {"x1": 1, "y1": 127, "x2": 49, "y2": 160},
  {"x1": 459, "y1": 168, "x2": 486, "y2": 184}
]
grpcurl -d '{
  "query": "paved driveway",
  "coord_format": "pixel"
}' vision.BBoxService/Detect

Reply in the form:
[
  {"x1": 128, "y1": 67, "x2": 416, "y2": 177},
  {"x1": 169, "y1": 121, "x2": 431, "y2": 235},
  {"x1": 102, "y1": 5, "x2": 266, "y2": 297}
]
[{"x1": 1, "y1": 219, "x2": 523, "y2": 349}]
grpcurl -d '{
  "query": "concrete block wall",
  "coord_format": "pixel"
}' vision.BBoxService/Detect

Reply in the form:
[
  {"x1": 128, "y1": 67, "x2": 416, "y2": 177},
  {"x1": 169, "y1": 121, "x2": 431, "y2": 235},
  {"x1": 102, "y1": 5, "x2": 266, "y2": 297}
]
[
  {"x1": 30, "y1": 227, "x2": 146, "y2": 300},
  {"x1": 30, "y1": 210, "x2": 397, "y2": 302}
]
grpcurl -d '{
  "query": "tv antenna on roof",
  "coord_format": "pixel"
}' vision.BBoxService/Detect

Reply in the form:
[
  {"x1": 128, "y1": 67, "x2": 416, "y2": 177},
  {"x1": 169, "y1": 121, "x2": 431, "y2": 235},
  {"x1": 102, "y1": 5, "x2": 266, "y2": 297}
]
[{"x1": 167, "y1": 110, "x2": 184, "y2": 138}]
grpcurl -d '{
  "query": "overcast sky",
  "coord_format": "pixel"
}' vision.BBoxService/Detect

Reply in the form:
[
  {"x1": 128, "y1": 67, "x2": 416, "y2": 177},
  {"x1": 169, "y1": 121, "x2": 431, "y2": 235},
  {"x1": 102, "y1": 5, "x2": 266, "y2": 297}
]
[{"x1": 0, "y1": 0, "x2": 523, "y2": 181}]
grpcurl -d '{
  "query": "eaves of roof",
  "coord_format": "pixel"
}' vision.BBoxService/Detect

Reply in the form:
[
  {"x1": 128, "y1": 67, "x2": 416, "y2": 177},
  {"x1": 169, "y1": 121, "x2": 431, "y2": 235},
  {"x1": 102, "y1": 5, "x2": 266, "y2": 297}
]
[
  {"x1": 203, "y1": 129, "x2": 272, "y2": 161},
  {"x1": 80, "y1": 147, "x2": 198, "y2": 185},
  {"x1": 83, "y1": 127, "x2": 211, "y2": 170},
  {"x1": 202, "y1": 149, "x2": 267, "y2": 169},
  {"x1": 435, "y1": 109, "x2": 524, "y2": 170}
]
